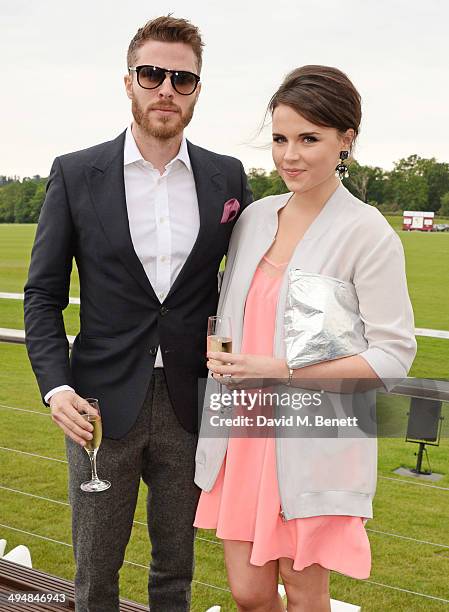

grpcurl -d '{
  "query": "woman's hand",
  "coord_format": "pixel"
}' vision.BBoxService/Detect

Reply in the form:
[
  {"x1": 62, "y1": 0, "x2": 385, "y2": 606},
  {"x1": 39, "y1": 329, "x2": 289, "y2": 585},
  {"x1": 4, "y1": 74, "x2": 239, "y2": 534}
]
[{"x1": 207, "y1": 351, "x2": 288, "y2": 389}]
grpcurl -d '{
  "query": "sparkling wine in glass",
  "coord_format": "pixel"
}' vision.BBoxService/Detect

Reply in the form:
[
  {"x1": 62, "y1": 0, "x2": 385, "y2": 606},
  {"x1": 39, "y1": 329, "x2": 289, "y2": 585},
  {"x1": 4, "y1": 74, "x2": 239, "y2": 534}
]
[
  {"x1": 207, "y1": 316, "x2": 233, "y2": 405},
  {"x1": 80, "y1": 398, "x2": 111, "y2": 493}
]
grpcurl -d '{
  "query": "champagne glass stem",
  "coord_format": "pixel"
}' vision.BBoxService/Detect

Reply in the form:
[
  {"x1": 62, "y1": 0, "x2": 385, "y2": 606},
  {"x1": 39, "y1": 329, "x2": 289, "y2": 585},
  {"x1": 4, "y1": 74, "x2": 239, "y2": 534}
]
[
  {"x1": 88, "y1": 450, "x2": 99, "y2": 481},
  {"x1": 218, "y1": 382, "x2": 223, "y2": 408}
]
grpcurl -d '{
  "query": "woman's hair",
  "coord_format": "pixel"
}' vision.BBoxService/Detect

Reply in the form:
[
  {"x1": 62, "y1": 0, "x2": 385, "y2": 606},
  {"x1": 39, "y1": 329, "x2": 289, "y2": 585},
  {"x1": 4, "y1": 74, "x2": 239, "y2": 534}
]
[{"x1": 268, "y1": 65, "x2": 362, "y2": 143}]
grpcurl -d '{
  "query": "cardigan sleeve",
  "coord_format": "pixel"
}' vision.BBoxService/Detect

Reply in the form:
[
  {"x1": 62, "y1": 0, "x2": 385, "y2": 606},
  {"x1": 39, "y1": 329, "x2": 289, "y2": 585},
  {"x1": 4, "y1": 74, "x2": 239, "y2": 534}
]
[{"x1": 353, "y1": 229, "x2": 417, "y2": 391}]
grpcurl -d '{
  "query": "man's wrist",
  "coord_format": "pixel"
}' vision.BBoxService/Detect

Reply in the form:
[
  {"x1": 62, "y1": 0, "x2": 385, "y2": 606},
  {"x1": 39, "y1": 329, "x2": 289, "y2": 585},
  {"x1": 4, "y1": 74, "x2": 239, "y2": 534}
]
[{"x1": 45, "y1": 385, "x2": 75, "y2": 405}]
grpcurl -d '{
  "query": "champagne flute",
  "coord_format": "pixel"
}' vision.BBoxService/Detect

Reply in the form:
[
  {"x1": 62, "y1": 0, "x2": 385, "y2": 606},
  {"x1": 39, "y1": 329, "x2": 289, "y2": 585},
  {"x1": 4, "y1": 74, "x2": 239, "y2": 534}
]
[
  {"x1": 207, "y1": 316, "x2": 233, "y2": 407},
  {"x1": 80, "y1": 398, "x2": 111, "y2": 493}
]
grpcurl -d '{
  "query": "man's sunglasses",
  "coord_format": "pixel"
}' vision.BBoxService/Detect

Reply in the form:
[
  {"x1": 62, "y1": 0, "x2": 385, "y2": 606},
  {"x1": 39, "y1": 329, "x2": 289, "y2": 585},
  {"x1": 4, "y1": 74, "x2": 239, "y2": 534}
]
[{"x1": 128, "y1": 65, "x2": 200, "y2": 96}]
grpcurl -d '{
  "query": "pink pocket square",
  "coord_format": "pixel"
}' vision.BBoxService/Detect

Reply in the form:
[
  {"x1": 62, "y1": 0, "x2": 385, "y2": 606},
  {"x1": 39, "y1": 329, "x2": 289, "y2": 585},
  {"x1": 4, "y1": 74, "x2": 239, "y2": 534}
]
[{"x1": 220, "y1": 198, "x2": 240, "y2": 224}]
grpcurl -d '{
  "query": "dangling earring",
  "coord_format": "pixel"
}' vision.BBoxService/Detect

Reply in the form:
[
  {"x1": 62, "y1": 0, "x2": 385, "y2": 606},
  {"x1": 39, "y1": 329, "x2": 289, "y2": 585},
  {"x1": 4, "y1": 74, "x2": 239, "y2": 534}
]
[{"x1": 335, "y1": 150, "x2": 349, "y2": 180}]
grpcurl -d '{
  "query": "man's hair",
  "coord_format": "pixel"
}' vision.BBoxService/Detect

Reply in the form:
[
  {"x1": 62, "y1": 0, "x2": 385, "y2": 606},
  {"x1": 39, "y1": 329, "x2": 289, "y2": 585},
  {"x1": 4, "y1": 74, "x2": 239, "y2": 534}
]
[{"x1": 127, "y1": 15, "x2": 204, "y2": 74}]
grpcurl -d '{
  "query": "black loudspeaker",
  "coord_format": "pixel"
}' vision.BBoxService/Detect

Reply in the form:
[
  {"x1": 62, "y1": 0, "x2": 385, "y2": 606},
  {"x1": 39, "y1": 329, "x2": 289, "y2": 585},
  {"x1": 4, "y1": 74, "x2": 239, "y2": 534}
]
[{"x1": 406, "y1": 397, "x2": 442, "y2": 443}]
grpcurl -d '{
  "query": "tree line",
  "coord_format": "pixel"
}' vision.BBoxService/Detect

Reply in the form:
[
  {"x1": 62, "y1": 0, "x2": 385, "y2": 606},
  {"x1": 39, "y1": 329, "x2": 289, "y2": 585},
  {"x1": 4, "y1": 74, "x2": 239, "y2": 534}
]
[
  {"x1": 0, "y1": 175, "x2": 46, "y2": 223},
  {"x1": 1, "y1": 154, "x2": 449, "y2": 223}
]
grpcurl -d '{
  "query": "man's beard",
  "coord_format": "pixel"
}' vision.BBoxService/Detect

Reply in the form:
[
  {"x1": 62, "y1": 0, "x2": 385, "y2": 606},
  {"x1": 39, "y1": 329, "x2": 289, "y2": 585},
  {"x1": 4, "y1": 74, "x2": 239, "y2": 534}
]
[{"x1": 132, "y1": 98, "x2": 196, "y2": 140}]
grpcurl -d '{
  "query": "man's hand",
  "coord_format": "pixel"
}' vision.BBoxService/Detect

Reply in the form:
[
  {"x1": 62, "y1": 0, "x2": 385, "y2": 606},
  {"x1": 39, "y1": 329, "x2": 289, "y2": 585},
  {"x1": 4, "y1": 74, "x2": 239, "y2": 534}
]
[{"x1": 49, "y1": 390, "x2": 96, "y2": 446}]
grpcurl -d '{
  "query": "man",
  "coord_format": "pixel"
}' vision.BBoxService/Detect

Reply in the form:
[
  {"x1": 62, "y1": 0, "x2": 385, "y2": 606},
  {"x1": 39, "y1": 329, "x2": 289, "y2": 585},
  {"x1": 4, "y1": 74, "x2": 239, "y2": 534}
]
[{"x1": 24, "y1": 15, "x2": 252, "y2": 612}]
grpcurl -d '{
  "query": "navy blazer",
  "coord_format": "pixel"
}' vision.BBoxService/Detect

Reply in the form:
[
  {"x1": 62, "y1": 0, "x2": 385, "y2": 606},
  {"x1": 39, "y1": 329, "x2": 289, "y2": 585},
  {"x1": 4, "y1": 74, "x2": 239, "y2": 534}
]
[{"x1": 24, "y1": 131, "x2": 253, "y2": 438}]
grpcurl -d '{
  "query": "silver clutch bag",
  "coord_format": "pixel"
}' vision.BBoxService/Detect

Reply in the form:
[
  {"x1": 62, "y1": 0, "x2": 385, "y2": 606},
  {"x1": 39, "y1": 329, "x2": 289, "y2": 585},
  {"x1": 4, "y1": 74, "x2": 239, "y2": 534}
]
[{"x1": 284, "y1": 269, "x2": 368, "y2": 368}]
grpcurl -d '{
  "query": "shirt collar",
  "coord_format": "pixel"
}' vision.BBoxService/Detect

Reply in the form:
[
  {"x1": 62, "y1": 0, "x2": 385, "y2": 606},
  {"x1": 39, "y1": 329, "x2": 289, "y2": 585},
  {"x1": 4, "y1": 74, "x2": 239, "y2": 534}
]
[
  {"x1": 172, "y1": 136, "x2": 192, "y2": 172},
  {"x1": 124, "y1": 125, "x2": 192, "y2": 173}
]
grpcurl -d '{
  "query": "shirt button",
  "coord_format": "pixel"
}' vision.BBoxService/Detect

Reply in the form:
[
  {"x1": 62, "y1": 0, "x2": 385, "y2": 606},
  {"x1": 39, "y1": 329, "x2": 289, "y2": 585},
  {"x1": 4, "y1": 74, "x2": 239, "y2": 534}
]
[
  {"x1": 160, "y1": 256, "x2": 167, "y2": 263},
  {"x1": 159, "y1": 292, "x2": 166, "y2": 300},
  {"x1": 159, "y1": 217, "x2": 165, "y2": 224}
]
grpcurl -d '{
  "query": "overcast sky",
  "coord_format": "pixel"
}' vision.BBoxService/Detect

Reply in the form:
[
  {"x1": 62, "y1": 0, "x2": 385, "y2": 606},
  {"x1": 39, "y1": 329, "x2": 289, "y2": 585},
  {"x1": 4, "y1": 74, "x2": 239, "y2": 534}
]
[{"x1": 1, "y1": 0, "x2": 448, "y2": 178}]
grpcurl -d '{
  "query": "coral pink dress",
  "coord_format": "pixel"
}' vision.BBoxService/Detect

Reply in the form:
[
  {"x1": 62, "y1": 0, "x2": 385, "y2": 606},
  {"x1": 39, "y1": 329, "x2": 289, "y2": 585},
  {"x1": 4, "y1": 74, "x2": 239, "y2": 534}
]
[{"x1": 194, "y1": 257, "x2": 371, "y2": 578}]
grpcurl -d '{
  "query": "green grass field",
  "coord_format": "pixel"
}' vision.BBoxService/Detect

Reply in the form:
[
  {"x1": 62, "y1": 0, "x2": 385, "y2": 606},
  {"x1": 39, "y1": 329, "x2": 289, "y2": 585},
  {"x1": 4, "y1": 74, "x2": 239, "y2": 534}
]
[
  {"x1": 1, "y1": 222, "x2": 449, "y2": 610},
  {"x1": 1, "y1": 223, "x2": 448, "y2": 372}
]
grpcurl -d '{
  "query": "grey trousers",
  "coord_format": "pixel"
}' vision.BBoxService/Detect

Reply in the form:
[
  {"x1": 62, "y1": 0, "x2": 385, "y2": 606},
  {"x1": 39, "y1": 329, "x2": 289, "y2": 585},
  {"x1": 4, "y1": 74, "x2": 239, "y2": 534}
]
[{"x1": 65, "y1": 370, "x2": 201, "y2": 612}]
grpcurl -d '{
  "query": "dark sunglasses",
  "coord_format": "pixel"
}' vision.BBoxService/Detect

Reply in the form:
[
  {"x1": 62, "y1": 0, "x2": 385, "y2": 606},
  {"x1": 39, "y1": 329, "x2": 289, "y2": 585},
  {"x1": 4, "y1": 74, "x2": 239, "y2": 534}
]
[{"x1": 128, "y1": 65, "x2": 200, "y2": 96}]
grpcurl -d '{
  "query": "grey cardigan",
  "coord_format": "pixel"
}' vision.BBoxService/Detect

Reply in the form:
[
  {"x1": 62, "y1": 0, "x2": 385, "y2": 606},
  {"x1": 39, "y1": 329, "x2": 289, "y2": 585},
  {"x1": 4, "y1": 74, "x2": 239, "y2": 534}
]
[{"x1": 195, "y1": 184, "x2": 417, "y2": 520}]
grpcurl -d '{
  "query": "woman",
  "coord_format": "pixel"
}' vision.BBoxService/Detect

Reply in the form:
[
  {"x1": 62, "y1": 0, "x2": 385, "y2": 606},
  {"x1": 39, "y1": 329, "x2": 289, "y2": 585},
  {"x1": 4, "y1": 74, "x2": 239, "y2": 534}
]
[{"x1": 194, "y1": 66, "x2": 416, "y2": 611}]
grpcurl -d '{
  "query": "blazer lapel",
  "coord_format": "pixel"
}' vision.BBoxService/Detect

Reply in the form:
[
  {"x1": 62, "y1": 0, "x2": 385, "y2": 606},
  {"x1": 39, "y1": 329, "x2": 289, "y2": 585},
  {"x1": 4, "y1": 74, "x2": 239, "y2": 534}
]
[
  {"x1": 167, "y1": 141, "x2": 226, "y2": 298},
  {"x1": 85, "y1": 131, "x2": 158, "y2": 302}
]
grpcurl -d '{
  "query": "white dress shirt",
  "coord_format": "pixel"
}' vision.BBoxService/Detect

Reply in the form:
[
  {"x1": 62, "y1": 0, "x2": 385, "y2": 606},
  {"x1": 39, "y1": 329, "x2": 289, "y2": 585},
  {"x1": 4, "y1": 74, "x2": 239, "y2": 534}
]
[{"x1": 45, "y1": 126, "x2": 199, "y2": 403}]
